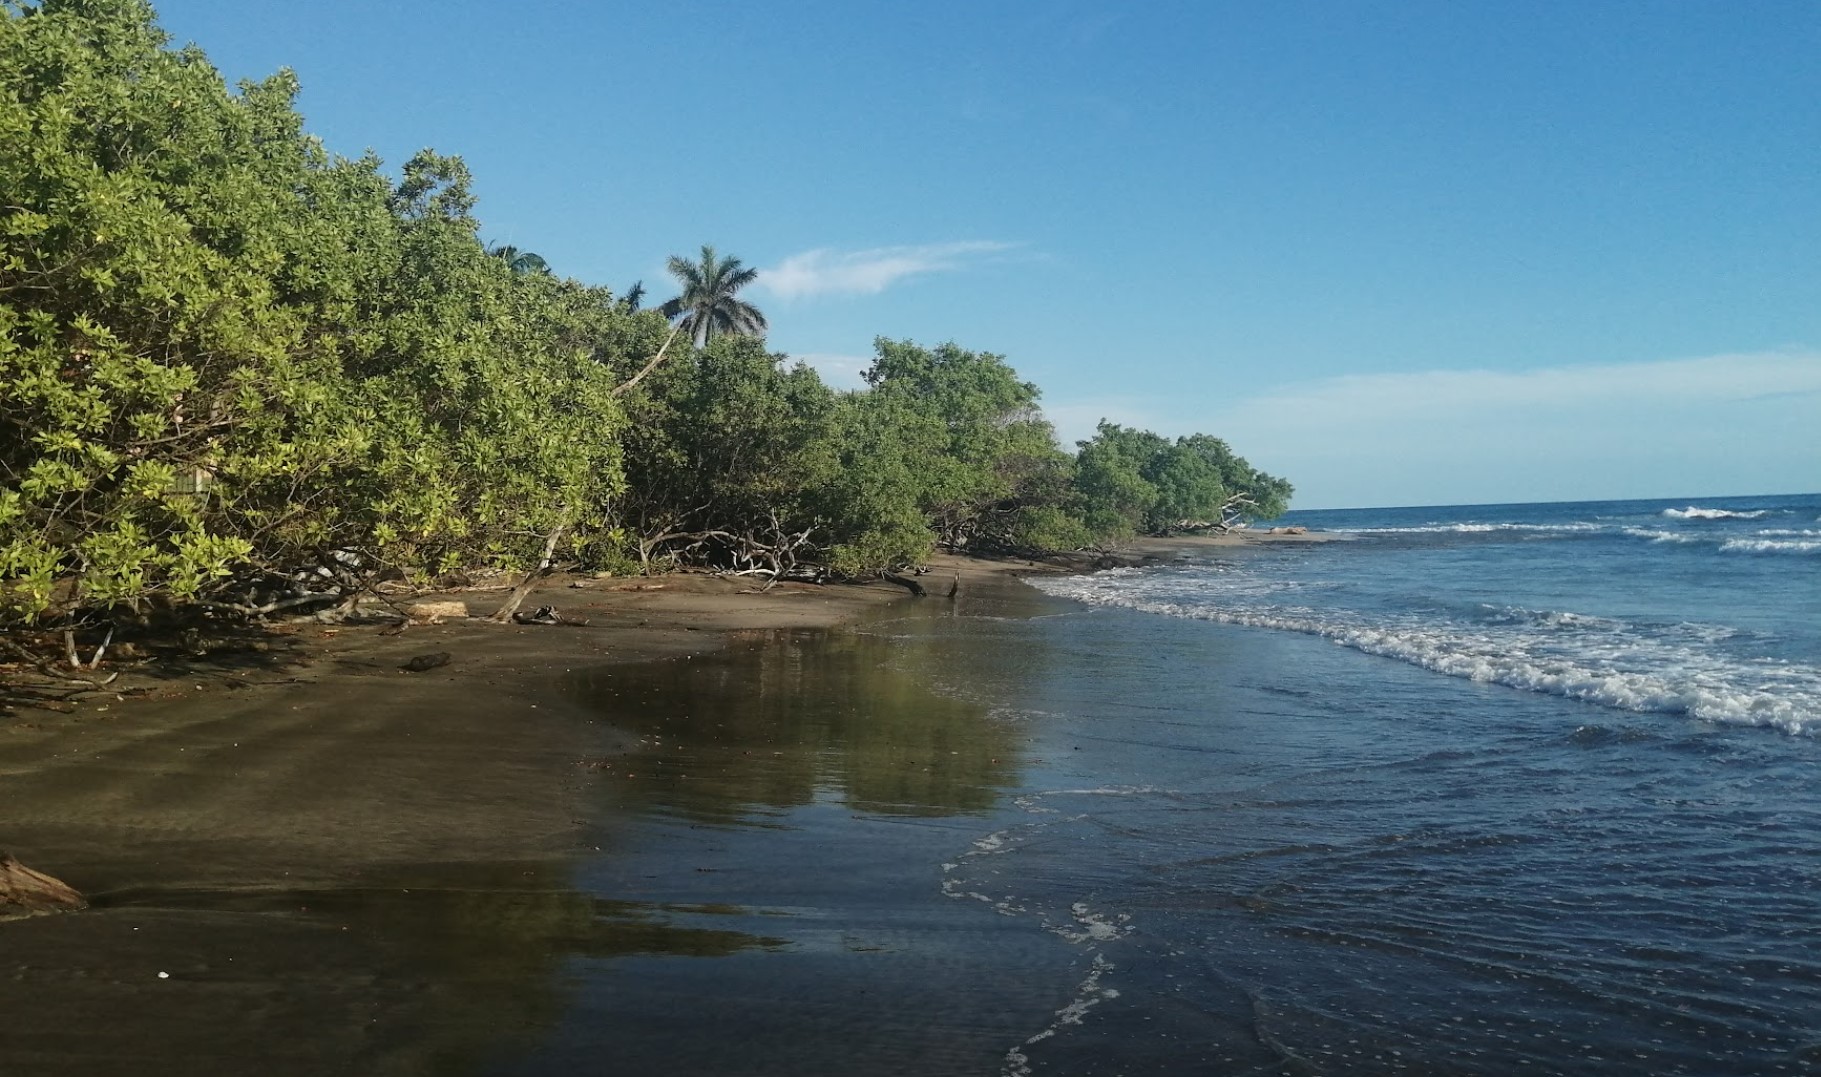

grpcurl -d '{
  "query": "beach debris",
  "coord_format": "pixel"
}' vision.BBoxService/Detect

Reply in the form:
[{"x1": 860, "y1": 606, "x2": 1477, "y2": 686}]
[
  {"x1": 882, "y1": 572, "x2": 927, "y2": 597},
  {"x1": 510, "y1": 605, "x2": 590, "y2": 627},
  {"x1": 401, "y1": 651, "x2": 452, "y2": 673},
  {"x1": 405, "y1": 600, "x2": 469, "y2": 624},
  {"x1": 489, "y1": 520, "x2": 571, "y2": 624},
  {"x1": 0, "y1": 853, "x2": 87, "y2": 921}
]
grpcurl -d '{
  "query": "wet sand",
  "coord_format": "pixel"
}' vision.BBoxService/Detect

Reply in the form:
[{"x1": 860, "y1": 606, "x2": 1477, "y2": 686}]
[
  {"x1": 0, "y1": 538, "x2": 1303, "y2": 1075},
  {"x1": 0, "y1": 558, "x2": 1051, "y2": 1074}
]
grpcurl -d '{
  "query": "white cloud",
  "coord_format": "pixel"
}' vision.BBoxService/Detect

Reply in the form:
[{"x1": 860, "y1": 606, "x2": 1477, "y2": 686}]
[
  {"x1": 1186, "y1": 350, "x2": 1821, "y2": 509},
  {"x1": 792, "y1": 352, "x2": 872, "y2": 390},
  {"x1": 758, "y1": 241, "x2": 1017, "y2": 300},
  {"x1": 1240, "y1": 350, "x2": 1821, "y2": 420},
  {"x1": 1040, "y1": 398, "x2": 1167, "y2": 449}
]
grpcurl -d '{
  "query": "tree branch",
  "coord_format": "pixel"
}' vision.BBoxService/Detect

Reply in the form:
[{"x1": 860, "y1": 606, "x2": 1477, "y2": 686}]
[{"x1": 611, "y1": 324, "x2": 684, "y2": 398}]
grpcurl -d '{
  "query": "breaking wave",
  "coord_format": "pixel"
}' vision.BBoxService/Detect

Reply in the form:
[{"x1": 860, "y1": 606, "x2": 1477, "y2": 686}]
[
  {"x1": 1621, "y1": 527, "x2": 1700, "y2": 544},
  {"x1": 1033, "y1": 569, "x2": 1820, "y2": 736},
  {"x1": 1722, "y1": 538, "x2": 1821, "y2": 555},
  {"x1": 1336, "y1": 522, "x2": 1601, "y2": 535},
  {"x1": 1663, "y1": 506, "x2": 1770, "y2": 520}
]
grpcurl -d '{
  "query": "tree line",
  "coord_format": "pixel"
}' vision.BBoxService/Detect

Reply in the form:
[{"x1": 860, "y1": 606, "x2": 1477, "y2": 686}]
[{"x1": 0, "y1": 0, "x2": 1290, "y2": 638}]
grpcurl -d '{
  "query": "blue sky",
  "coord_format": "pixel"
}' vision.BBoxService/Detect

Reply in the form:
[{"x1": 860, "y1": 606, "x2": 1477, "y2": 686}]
[{"x1": 149, "y1": 1, "x2": 1819, "y2": 509}]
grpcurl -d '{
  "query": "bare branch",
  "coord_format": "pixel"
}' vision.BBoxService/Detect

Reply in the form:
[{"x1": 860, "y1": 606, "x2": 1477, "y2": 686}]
[{"x1": 611, "y1": 324, "x2": 684, "y2": 398}]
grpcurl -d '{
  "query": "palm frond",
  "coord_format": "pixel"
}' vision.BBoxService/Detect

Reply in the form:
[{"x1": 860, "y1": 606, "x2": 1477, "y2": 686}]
[{"x1": 660, "y1": 244, "x2": 768, "y2": 344}]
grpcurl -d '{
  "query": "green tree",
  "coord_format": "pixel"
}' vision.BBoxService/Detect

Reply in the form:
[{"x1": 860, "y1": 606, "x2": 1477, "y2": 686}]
[
  {"x1": 487, "y1": 243, "x2": 550, "y2": 276},
  {"x1": 659, "y1": 244, "x2": 766, "y2": 347},
  {"x1": 612, "y1": 334, "x2": 838, "y2": 576},
  {"x1": 1, "y1": 0, "x2": 321, "y2": 622},
  {"x1": 0, "y1": 0, "x2": 643, "y2": 630},
  {"x1": 0, "y1": 0, "x2": 1297, "y2": 646},
  {"x1": 1071, "y1": 423, "x2": 1292, "y2": 540},
  {"x1": 1071, "y1": 424, "x2": 1167, "y2": 540},
  {"x1": 859, "y1": 339, "x2": 1075, "y2": 553}
]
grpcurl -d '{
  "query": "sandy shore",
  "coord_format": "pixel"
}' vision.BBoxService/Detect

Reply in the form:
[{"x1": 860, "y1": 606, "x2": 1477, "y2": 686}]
[
  {"x1": 3, "y1": 534, "x2": 1321, "y2": 891},
  {"x1": 2, "y1": 558, "x2": 1050, "y2": 886},
  {"x1": 0, "y1": 535, "x2": 1310, "y2": 1075}
]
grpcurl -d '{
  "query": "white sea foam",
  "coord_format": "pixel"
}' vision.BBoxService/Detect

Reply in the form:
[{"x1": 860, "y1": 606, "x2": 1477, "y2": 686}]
[
  {"x1": 1338, "y1": 522, "x2": 1602, "y2": 534},
  {"x1": 1033, "y1": 571, "x2": 1821, "y2": 735},
  {"x1": 1490, "y1": 606, "x2": 1624, "y2": 631},
  {"x1": 1663, "y1": 506, "x2": 1769, "y2": 520},
  {"x1": 1622, "y1": 527, "x2": 1702, "y2": 544},
  {"x1": 1053, "y1": 902, "x2": 1133, "y2": 944},
  {"x1": 1003, "y1": 953, "x2": 1120, "y2": 1077},
  {"x1": 1721, "y1": 538, "x2": 1821, "y2": 555}
]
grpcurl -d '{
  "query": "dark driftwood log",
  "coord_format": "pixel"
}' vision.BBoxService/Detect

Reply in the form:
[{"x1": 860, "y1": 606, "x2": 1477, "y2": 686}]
[
  {"x1": 510, "y1": 606, "x2": 589, "y2": 627},
  {"x1": 0, "y1": 853, "x2": 86, "y2": 920},
  {"x1": 401, "y1": 651, "x2": 452, "y2": 672},
  {"x1": 881, "y1": 572, "x2": 926, "y2": 597}
]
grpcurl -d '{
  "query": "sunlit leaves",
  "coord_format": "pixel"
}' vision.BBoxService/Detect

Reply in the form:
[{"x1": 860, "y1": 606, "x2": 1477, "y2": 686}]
[{"x1": 0, "y1": 0, "x2": 635, "y2": 624}]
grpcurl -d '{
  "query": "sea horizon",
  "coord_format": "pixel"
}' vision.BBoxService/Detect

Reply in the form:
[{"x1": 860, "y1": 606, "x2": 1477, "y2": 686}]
[{"x1": 1284, "y1": 489, "x2": 1821, "y2": 515}]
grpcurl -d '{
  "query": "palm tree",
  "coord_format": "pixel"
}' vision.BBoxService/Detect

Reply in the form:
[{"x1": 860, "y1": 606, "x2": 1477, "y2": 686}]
[
  {"x1": 620, "y1": 280, "x2": 646, "y2": 313},
  {"x1": 489, "y1": 244, "x2": 550, "y2": 276},
  {"x1": 660, "y1": 244, "x2": 767, "y2": 346}
]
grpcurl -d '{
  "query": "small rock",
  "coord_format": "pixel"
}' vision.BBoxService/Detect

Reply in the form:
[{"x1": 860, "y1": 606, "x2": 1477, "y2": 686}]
[{"x1": 401, "y1": 652, "x2": 452, "y2": 673}]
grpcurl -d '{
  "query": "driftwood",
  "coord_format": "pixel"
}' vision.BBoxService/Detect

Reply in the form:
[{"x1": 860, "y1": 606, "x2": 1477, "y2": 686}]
[
  {"x1": 882, "y1": 572, "x2": 926, "y2": 597},
  {"x1": 491, "y1": 522, "x2": 570, "y2": 624},
  {"x1": 63, "y1": 625, "x2": 113, "y2": 670},
  {"x1": 401, "y1": 652, "x2": 452, "y2": 673},
  {"x1": 510, "y1": 605, "x2": 589, "y2": 627},
  {"x1": 0, "y1": 635, "x2": 118, "y2": 688},
  {"x1": 0, "y1": 853, "x2": 86, "y2": 921},
  {"x1": 405, "y1": 600, "x2": 469, "y2": 624}
]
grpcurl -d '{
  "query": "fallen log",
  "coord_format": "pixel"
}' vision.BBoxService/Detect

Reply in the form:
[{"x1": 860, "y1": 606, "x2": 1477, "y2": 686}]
[
  {"x1": 406, "y1": 600, "x2": 469, "y2": 624},
  {"x1": 511, "y1": 605, "x2": 590, "y2": 627},
  {"x1": 0, "y1": 853, "x2": 86, "y2": 921},
  {"x1": 882, "y1": 572, "x2": 927, "y2": 597}
]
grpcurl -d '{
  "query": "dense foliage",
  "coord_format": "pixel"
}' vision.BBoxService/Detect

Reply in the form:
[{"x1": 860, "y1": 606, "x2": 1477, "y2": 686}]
[{"x1": 0, "y1": 0, "x2": 1291, "y2": 636}]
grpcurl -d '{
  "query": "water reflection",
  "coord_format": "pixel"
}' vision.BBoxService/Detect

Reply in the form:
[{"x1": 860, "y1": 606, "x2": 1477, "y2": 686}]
[
  {"x1": 568, "y1": 625, "x2": 1026, "y2": 823},
  {"x1": 103, "y1": 871, "x2": 789, "y2": 962},
  {"x1": 12, "y1": 859, "x2": 785, "y2": 1077}
]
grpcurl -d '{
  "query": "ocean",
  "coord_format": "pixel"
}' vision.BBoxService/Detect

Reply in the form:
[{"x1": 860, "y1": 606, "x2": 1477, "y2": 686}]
[
  {"x1": 514, "y1": 493, "x2": 1821, "y2": 1076},
  {"x1": 1046, "y1": 493, "x2": 1821, "y2": 734},
  {"x1": 1009, "y1": 491, "x2": 1821, "y2": 1074}
]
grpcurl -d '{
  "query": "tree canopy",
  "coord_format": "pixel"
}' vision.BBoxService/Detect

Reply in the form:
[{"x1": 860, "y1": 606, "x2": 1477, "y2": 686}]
[{"x1": 0, "y1": 0, "x2": 1293, "y2": 642}]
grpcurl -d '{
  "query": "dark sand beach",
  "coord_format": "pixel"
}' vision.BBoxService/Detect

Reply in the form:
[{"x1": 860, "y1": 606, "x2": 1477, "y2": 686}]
[
  {"x1": 0, "y1": 552, "x2": 1060, "y2": 1073},
  {"x1": 1, "y1": 533, "x2": 1324, "y2": 1075}
]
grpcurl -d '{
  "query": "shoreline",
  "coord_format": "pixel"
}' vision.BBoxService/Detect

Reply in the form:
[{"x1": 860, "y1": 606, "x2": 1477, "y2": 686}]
[
  {"x1": 1, "y1": 533, "x2": 1322, "y2": 893},
  {"x1": 0, "y1": 533, "x2": 1317, "y2": 1075},
  {"x1": 1, "y1": 551, "x2": 1084, "y2": 892}
]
